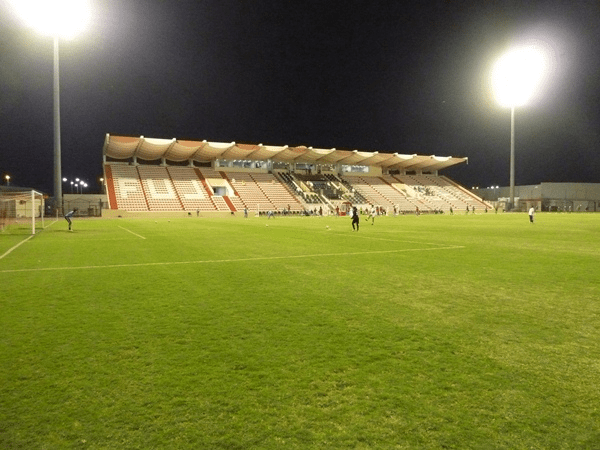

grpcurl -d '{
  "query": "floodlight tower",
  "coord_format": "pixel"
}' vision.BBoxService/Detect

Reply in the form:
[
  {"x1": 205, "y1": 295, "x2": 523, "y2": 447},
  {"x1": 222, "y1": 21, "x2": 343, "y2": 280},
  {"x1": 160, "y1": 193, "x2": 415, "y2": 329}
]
[
  {"x1": 492, "y1": 45, "x2": 548, "y2": 210},
  {"x1": 8, "y1": 0, "x2": 90, "y2": 213}
]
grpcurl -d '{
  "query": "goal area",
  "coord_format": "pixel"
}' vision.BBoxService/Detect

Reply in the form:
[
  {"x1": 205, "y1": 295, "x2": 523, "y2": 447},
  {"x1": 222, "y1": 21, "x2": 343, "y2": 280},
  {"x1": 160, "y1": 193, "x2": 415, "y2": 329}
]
[{"x1": 0, "y1": 189, "x2": 45, "y2": 235}]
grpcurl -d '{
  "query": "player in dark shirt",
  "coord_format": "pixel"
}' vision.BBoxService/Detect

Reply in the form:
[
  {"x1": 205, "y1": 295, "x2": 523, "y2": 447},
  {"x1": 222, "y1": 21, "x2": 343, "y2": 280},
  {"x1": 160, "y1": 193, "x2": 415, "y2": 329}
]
[{"x1": 351, "y1": 206, "x2": 359, "y2": 231}]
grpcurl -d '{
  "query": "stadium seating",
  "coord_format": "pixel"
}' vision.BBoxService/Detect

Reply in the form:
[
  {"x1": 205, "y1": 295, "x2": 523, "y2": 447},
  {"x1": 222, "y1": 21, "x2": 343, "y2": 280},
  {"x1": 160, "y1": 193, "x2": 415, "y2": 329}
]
[
  {"x1": 105, "y1": 162, "x2": 489, "y2": 214},
  {"x1": 341, "y1": 176, "x2": 424, "y2": 213},
  {"x1": 249, "y1": 173, "x2": 303, "y2": 212},
  {"x1": 138, "y1": 166, "x2": 183, "y2": 211},
  {"x1": 167, "y1": 167, "x2": 216, "y2": 212},
  {"x1": 228, "y1": 173, "x2": 276, "y2": 212},
  {"x1": 396, "y1": 174, "x2": 490, "y2": 212},
  {"x1": 107, "y1": 164, "x2": 148, "y2": 211}
]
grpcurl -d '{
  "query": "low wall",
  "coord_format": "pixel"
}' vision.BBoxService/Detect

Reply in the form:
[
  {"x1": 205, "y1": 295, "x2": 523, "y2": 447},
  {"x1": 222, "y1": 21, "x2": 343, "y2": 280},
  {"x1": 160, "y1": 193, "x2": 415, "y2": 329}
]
[{"x1": 102, "y1": 209, "x2": 238, "y2": 219}]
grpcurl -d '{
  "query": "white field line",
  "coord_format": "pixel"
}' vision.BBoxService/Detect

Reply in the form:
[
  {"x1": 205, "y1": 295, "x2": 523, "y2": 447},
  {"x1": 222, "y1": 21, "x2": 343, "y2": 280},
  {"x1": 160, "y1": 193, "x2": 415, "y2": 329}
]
[
  {"x1": 43, "y1": 220, "x2": 59, "y2": 229},
  {"x1": 0, "y1": 245, "x2": 464, "y2": 273},
  {"x1": 118, "y1": 226, "x2": 146, "y2": 239},
  {"x1": 342, "y1": 233, "x2": 450, "y2": 246},
  {"x1": 0, "y1": 235, "x2": 36, "y2": 260},
  {"x1": 71, "y1": 238, "x2": 145, "y2": 242},
  {"x1": 0, "y1": 219, "x2": 58, "y2": 260}
]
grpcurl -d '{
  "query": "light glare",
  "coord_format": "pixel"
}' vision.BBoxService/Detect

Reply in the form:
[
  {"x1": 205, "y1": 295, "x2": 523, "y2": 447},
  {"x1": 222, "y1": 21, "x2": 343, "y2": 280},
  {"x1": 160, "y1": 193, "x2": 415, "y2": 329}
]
[
  {"x1": 492, "y1": 45, "x2": 549, "y2": 107},
  {"x1": 10, "y1": 0, "x2": 90, "y2": 39}
]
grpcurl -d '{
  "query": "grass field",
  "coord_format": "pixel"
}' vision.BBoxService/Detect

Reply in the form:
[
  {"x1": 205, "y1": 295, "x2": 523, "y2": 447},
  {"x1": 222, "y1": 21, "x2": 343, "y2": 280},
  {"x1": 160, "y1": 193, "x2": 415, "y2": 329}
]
[{"x1": 1, "y1": 212, "x2": 599, "y2": 449}]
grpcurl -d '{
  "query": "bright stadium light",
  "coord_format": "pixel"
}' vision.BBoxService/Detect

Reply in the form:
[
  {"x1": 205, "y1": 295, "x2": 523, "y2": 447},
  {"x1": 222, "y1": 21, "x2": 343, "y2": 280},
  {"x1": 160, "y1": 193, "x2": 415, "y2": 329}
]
[
  {"x1": 8, "y1": 0, "x2": 91, "y2": 214},
  {"x1": 9, "y1": 0, "x2": 91, "y2": 39},
  {"x1": 492, "y1": 46, "x2": 548, "y2": 108},
  {"x1": 492, "y1": 44, "x2": 550, "y2": 210}
]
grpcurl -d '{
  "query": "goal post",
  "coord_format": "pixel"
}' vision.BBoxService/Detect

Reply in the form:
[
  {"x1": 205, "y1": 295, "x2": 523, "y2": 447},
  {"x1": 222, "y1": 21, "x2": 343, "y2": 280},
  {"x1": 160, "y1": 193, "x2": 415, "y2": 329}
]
[{"x1": 0, "y1": 189, "x2": 45, "y2": 235}]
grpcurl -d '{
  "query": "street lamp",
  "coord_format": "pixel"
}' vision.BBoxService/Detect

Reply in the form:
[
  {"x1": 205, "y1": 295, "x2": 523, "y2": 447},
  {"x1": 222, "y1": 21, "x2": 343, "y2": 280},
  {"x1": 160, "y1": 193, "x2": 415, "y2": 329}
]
[
  {"x1": 492, "y1": 44, "x2": 549, "y2": 210},
  {"x1": 8, "y1": 0, "x2": 91, "y2": 214},
  {"x1": 5, "y1": 175, "x2": 10, "y2": 186}
]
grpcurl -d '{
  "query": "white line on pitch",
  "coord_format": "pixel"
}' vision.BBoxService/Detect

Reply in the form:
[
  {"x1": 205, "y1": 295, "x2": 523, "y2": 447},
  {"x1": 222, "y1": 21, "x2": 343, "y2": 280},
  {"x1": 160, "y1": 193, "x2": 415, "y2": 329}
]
[
  {"x1": 0, "y1": 245, "x2": 464, "y2": 273},
  {"x1": 118, "y1": 226, "x2": 146, "y2": 239},
  {"x1": 0, "y1": 235, "x2": 35, "y2": 260},
  {"x1": 0, "y1": 219, "x2": 58, "y2": 260},
  {"x1": 344, "y1": 234, "x2": 449, "y2": 246},
  {"x1": 327, "y1": 230, "x2": 454, "y2": 246},
  {"x1": 43, "y1": 220, "x2": 59, "y2": 229}
]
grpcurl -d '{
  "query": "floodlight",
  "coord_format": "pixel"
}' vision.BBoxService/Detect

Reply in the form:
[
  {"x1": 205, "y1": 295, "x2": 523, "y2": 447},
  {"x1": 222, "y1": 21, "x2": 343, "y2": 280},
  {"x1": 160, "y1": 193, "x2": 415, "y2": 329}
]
[
  {"x1": 9, "y1": 0, "x2": 91, "y2": 39},
  {"x1": 492, "y1": 44, "x2": 550, "y2": 210},
  {"x1": 492, "y1": 45, "x2": 549, "y2": 108},
  {"x1": 9, "y1": 0, "x2": 91, "y2": 214}
]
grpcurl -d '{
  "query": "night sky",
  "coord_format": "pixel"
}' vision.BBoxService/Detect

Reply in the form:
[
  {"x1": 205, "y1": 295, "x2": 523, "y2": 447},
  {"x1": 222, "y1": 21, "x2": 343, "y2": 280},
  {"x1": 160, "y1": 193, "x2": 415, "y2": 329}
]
[{"x1": 1, "y1": 0, "x2": 599, "y2": 194}]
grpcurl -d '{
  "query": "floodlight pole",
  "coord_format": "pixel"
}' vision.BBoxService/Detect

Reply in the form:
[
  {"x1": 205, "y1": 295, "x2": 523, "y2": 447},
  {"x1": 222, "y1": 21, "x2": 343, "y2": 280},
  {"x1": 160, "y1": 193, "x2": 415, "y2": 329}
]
[
  {"x1": 509, "y1": 106, "x2": 515, "y2": 210},
  {"x1": 53, "y1": 36, "x2": 63, "y2": 215}
]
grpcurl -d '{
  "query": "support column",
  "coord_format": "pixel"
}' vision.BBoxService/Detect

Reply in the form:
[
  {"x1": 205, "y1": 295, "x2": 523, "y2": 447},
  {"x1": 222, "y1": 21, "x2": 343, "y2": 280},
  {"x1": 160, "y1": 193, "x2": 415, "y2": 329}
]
[
  {"x1": 53, "y1": 36, "x2": 63, "y2": 214},
  {"x1": 509, "y1": 106, "x2": 515, "y2": 210}
]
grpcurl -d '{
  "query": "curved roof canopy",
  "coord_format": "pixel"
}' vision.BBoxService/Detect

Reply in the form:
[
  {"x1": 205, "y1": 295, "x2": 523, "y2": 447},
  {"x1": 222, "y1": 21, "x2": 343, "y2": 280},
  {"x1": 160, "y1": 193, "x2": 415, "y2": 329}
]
[{"x1": 103, "y1": 134, "x2": 467, "y2": 172}]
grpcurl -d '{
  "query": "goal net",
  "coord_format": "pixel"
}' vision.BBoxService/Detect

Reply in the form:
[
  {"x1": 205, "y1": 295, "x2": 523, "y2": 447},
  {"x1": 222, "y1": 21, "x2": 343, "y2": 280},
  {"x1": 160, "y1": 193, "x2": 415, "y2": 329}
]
[{"x1": 0, "y1": 189, "x2": 45, "y2": 235}]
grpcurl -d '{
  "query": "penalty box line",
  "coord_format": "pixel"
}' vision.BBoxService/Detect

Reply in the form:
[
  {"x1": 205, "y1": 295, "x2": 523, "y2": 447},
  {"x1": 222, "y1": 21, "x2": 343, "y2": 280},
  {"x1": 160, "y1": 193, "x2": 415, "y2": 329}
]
[
  {"x1": 0, "y1": 245, "x2": 465, "y2": 273},
  {"x1": 346, "y1": 233, "x2": 454, "y2": 246},
  {"x1": 0, "y1": 235, "x2": 35, "y2": 261},
  {"x1": 118, "y1": 226, "x2": 146, "y2": 239},
  {"x1": 0, "y1": 219, "x2": 59, "y2": 260},
  {"x1": 0, "y1": 223, "x2": 144, "y2": 261}
]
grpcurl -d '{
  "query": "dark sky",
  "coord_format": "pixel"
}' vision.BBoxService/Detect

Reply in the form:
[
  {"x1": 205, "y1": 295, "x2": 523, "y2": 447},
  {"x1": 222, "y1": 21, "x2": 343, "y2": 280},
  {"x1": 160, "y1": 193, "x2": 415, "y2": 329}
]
[{"x1": 1, "y1": 0, "x2": 599, "y2": 194}]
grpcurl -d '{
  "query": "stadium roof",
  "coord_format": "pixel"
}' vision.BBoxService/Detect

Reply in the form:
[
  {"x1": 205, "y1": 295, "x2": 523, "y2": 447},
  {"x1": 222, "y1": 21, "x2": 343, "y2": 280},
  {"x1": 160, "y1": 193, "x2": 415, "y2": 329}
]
[{"x1": 103, "y1": 134, "x2": 468, "y2": 172}]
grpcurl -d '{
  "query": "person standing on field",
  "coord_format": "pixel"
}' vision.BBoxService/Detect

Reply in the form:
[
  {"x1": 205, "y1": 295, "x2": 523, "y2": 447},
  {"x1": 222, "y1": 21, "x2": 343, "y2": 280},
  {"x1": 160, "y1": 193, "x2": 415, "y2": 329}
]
[
  {"x1": 529, "y1": 206, "x2": 535, "y2": 223},
  {"x1": 351, "y1": 206, "x2": 359, "y2": 231},
  {"x1": 367, "y1": 204, "x2": 376, "y2": 225},
  {"x1": 65, "y1": 208, "x2": 77, "y2": 231}
]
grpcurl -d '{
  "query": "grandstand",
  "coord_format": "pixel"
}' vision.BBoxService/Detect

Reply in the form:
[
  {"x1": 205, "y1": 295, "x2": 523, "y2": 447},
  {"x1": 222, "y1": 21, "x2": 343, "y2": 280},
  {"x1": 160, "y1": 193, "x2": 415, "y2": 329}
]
[{"x1": 102, "y1": 134, "x2": 491, "y2": 215}]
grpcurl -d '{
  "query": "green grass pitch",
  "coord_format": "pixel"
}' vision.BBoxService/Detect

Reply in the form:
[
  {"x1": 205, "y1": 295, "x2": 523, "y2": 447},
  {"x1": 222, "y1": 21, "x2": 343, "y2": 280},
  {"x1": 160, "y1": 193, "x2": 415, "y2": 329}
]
[{"x1": 1, "y1": 212, "x2": 599, "y2": 449}]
